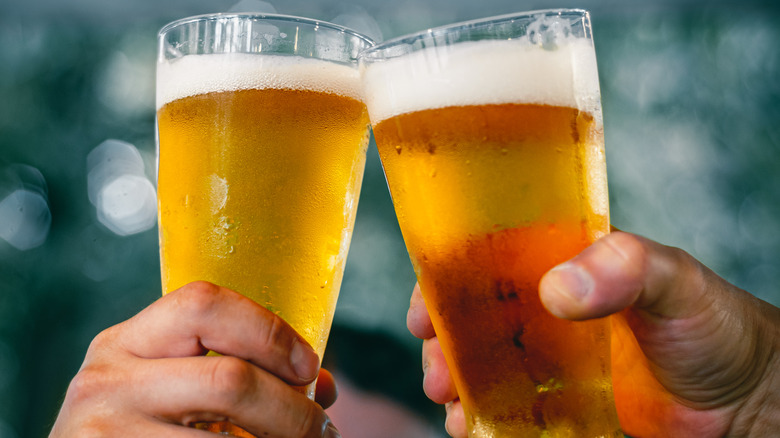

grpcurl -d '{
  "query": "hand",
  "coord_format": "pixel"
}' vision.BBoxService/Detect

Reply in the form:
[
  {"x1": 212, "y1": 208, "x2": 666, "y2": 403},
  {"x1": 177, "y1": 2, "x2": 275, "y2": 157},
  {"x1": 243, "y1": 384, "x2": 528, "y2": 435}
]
[
  {"x1": 408, "y1": 231, "x2": 780, "y2": 438},
  {"x1": 50, "y1": 281, "x2": 340, "y2": 437}
]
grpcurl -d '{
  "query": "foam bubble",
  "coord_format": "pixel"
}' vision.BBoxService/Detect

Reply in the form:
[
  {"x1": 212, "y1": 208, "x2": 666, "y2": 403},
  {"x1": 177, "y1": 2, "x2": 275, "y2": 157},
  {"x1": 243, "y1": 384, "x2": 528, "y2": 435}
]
[
  {"x1": 362, "y1": 37, "x2": 602, "y2": 125},
  {"x1": 156, "y1": 53, "x2": 363, "y2": 109}
]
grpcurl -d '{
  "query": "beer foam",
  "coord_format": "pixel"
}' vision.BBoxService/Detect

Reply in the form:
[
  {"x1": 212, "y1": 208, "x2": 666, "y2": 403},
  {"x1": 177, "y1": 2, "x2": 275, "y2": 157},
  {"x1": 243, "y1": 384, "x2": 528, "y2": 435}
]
[
  {"x1": 361, "y1": 37, "x2": 602, "y2": 124},
  {"x1": 156, "y1": 53, "x2": 363, "y2": 109}
]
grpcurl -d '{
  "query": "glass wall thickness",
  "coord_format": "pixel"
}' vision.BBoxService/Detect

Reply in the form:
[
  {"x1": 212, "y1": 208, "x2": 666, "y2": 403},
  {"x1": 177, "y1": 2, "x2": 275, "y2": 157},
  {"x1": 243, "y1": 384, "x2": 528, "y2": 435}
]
[
  {"x1": 156, "y1": 14, "x2": 373, "y2": 436},
  {"x1": 361, "y1": 9, "x2": 621, "y2": 437}
]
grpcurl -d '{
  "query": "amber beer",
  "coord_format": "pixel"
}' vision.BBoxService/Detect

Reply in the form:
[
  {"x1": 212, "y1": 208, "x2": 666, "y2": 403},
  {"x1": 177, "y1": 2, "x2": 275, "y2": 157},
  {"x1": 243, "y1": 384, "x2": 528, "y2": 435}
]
[
  {"x1": 156, "y1": 14, "x2": 372, "y2": 436},
  {"x1": 362, "y1": 10, "x2": 621, "y2": 437}
]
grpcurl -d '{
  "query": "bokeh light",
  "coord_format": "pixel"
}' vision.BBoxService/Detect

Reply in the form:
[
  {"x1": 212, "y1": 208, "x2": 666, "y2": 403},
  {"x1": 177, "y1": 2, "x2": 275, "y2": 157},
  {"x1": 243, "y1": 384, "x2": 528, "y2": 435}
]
[
  {"x1": 87, "y1": 139, "x2": 157, "y2": 236},
  {"x1": 0, "y1": 164, "x2": 51, "y2": 251}
]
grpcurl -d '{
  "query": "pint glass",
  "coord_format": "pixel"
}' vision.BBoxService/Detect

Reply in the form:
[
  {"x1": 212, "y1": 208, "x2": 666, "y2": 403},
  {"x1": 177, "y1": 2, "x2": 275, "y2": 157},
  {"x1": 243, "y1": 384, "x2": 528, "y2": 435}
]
[
  {"x1": 156, "y1": 14, "x2": 372, "y2": 435},
  {"x1": 361, "y1": 10, "x2": 621, "y2": 437}
]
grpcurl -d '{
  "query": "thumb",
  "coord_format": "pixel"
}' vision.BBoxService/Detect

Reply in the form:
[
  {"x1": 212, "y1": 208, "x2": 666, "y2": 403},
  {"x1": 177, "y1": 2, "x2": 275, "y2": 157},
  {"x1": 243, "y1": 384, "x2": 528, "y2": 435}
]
[
  {"x1": 538, "y1": 231, "x2": 774, "y2": 409},
  {"x1": 539, "y1": 231, "x2": 707, "y2": 321}
]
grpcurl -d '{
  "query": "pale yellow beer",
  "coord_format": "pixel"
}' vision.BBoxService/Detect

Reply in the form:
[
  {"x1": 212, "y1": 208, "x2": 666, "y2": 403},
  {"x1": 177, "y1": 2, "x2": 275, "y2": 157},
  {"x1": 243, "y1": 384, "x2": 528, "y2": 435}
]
[
  {"x1": 156, "y1": 14, "x2": 372, "y2": 437},
  {"x1": 362, "y1": 10, "x2": 621, "y2": 437},
  {"x1": 156, "y1": 72, "x2": 370, "y2": 357}
]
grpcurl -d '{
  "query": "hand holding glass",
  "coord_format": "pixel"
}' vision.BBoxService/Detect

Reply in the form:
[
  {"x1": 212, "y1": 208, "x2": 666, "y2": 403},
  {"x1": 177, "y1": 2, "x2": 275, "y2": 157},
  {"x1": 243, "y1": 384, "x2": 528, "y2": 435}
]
[{"x1": 156, "y1": 13, "x2": 372, "y2": 436}]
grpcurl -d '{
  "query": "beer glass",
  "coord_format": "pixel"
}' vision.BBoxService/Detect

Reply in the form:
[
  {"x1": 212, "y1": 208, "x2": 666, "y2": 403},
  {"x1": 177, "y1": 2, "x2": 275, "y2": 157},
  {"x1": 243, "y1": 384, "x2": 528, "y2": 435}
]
[
  {"x1": 361, "y1": 9, "x2": 621, "y2": 437},
  {"x1": 156, "y1": 13, "x2": 373, "y2": 436}
]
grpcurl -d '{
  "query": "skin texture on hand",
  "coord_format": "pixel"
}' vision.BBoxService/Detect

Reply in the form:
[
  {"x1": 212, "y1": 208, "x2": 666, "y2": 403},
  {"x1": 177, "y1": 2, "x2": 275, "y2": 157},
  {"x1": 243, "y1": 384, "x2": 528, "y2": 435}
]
[
  {"x1": 49, "y1": 281, "x2": 340, "y2": 438},
  {"x1": 409, "y1": 231, "x2": 780, "y2": 438}
]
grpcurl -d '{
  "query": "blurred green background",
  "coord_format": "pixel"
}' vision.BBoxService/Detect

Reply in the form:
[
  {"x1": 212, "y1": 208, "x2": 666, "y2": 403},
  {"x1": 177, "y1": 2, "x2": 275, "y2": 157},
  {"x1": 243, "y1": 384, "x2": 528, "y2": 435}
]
[{"x1": 1, "y1": 0, "x2": 779, "y2": 437}]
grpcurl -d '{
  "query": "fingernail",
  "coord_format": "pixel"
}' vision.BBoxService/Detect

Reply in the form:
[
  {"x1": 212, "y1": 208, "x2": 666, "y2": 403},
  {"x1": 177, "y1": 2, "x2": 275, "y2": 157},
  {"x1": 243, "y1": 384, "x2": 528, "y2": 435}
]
[
  {"x1": 324, "y1": 421, "x2": 341, "y2": 438},
  {"x1": 290, "y1": 338, "x2": 319, "y2": 381},
  {"x1": 444, "y1": 401, "x2": 454, "y2": 414},
  {"x1": 422, "y1": 360, "x2": 431, "y2": 392},
  {"x1": 548, "y1": 262, "x2": 594, "y2": 301},
  {"x1": 422, "y1": 346, "x2": 434, "y2": 384}
]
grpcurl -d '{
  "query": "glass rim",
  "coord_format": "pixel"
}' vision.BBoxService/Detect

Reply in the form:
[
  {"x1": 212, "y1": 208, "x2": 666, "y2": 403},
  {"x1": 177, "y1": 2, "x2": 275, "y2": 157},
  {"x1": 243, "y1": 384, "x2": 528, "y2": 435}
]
[
  {"x1": 362, "y1": 8, "x2": 589, "y2": 56},
  {"x1": 158, "y1": 12, "x2": 376, "y2": 47}
]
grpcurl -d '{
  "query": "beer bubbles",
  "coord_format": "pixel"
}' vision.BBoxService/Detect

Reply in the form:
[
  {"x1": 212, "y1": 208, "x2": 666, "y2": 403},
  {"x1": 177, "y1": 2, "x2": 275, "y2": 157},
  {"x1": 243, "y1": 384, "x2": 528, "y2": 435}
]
[
  {"x1": 0, "y1": 164, "x2": 52, "y2": 251},
  {"x1": 87, "y1": 139, "x2": 156, "y2": 236}
]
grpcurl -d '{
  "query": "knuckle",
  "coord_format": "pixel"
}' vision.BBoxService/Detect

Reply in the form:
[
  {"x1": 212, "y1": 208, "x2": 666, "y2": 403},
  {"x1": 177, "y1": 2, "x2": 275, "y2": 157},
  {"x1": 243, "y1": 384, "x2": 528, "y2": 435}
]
[
  {"x1": 205, "y1": 356, "x2": 256, "y2": 406},
  {"x1": 601, "y1": 232, "x2": 650, "y2": 279},
  {"x1": 666, "y1": 243, "x2": 695, "y2": 267},
  {"x1": 261, "y1": 313, "x2": 290, "y2": 354},
  {"x1": 604, "y1": 231, "x2": 643, "y2": 258},
  {"x1": 86, "y1": 327, "x2": 115, "y2": 354},
  {"x1": 610, "y1": 231, "x2": 651, "y2": 263},
  {"x1": 291, "y1": 402, "x2": 325, "y2": 438},
  {"x1": 65, "y1": 364, "x2": 113, "y2": 405},
  {"x1": 178, "y1": 281, "x2": 223, "y2": 318}
]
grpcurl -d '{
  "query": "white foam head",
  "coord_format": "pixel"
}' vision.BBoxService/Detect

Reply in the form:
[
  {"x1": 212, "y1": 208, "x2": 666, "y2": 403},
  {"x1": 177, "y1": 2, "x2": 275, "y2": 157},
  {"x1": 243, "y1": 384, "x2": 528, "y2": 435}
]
[
  {"x1": 156, "y1": 53, "x2": 363, "y2": 110},
  {"x1": 361, "y1": 37, "x2": 602, "y2": 125}
]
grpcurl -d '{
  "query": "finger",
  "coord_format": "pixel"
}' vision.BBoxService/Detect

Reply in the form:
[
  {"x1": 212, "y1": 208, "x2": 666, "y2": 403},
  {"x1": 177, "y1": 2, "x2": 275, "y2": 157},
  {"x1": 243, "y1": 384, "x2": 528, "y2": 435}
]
[
  {"x1": 52, "y1": 413, "x2": 220, "y2": 438},
  {"x1": 539, "y1": 231, "x2": 646, "y2": 321},
  {"x1": 117, "y1": 419, "x2": 219, "y2": 438},
  {"x1": 314, "y1": 368, "x2": 338, "y2": 409},
  {"x1": 538, "y1": 231, "x2": 724, "y2": 321},
  {"x1": 444, "y1": 399, "x2": 468, "y2": 438},
  {"x1": 115, "y1": 281, "x2": 320, "y2": 385},
  {"x1": 538, "y1": 231, "x2": 774, "y2": 405},
  {"x1": 422, "y1": 337, "x2": 458, "y2": 404},
  {"x1": 123, "y1": 355, "x2": 332, "y2": 438},
  {"x1": 539, "y1": 231, "x2": 736, "y2": 322},
  {"x1": 408, "y1": 283, "x2": 436, "y2": 339},
  {"x1": 52, "y1": 367, "x2": 262, "y2": 438}
]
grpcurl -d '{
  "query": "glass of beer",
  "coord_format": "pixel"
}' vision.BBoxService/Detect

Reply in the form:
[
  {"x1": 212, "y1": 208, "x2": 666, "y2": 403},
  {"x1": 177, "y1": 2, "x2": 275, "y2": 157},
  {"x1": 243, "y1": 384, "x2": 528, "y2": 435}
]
[
  {"x1": 361, "y1": 9, "x2": 621, "y2": 437},
  {"x1": 156, "y1": 13, "x2": 373, "y2": 436}
]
